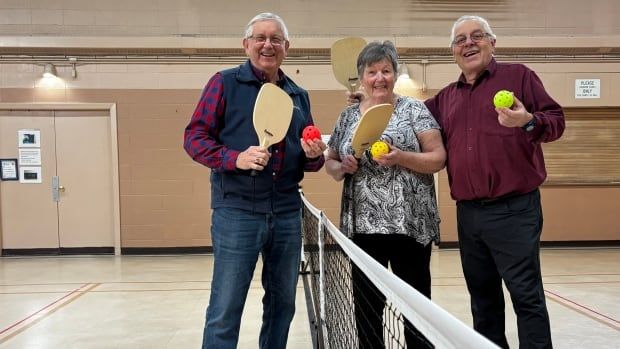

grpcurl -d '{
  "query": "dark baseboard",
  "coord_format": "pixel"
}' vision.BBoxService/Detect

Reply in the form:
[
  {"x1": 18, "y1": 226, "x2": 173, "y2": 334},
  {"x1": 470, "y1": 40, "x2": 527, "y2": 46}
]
[
  {"x1": 121, "y1": 246, "x2": 213, "y2": 255},
  {"x1": 438, "y1": 242, "x2": 459, "y2": 249},
  {"x1": 2, "y1": 247, "x2": 114, "y2": 256},
  {"x1": 60, "y1": 247, "x2": 114, "y2": 255},
  {"x1": 539, "y1": 240, "x2": 620, "y2": 248},
  {"x1": 438, "y1": 240, "x2": 620, "y2": 249},
  {"x1": 2, "y1": 246, "x2": 213, "y2": 256}
]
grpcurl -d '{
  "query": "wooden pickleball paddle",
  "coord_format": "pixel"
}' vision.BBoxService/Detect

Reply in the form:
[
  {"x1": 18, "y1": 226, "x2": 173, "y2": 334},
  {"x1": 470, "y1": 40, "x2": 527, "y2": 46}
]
[
  {"x1": 331, "y1": 37, "x2": 367, "y2": 92},
  {"x1": 350, "y1": 103, "x2": 394, "y2": 157}
]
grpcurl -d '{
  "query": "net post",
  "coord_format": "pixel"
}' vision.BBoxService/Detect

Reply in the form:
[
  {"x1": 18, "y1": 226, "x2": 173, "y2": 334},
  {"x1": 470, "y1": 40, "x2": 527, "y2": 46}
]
[{"x1": 318, "y1": 211, "x2": 330, "y2": 349}]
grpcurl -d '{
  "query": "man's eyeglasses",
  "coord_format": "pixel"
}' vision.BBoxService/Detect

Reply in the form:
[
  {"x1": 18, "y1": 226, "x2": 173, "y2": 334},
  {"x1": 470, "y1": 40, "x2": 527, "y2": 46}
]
[
  {"x1": 452, "y1": 32, "x2": 491, "y2": 47},
  {"x1": 248, "y1": 35, "x2": 285, "y2": 47}
]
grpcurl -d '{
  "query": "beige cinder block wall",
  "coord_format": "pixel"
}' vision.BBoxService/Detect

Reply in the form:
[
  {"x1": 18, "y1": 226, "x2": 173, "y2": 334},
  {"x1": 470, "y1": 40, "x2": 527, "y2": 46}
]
[
  {"x1": 0, "y1": 0, "x2": 619, "y2": 249},
  {"x1": 1, "y1": 58, "x2": 619, "y2": 249}
]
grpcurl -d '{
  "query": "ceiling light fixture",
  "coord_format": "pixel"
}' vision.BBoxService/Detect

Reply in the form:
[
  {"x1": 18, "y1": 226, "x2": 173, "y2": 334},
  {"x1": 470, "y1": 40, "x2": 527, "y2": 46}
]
[{"x1": 42, "y1": 63, "x2": 57, "y2": 78}]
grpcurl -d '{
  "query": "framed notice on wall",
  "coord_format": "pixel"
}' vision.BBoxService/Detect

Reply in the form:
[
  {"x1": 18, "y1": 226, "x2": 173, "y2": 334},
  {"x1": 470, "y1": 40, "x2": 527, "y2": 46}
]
[
  {"x1": 1, "y1": 158, "x2": 19, "y2": 181},
  {"x1": 19, "y1": 166, "x2": 42, "y2": 184},
  {"x1": 18, "y1": 129, "x2": 41, "y2": 148}
]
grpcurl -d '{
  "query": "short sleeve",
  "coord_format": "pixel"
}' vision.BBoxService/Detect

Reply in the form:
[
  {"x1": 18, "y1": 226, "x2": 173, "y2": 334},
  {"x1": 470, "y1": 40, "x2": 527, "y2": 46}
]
[
  {"x1": 328, "y1": 110, "x2": 347, "y2": 151},
  {"x1": 328, "y1": 105, "x2": 360, "y2": 158},
  {"x1": 408, "y1": 97, "x2": 440, "y2": 134}
]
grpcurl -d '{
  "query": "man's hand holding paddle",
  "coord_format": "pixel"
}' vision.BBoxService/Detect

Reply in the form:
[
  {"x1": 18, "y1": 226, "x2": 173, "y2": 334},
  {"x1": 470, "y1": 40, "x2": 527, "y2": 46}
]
[{"x1": 236, "y1": 146, "x2": 270, "y2": 171}]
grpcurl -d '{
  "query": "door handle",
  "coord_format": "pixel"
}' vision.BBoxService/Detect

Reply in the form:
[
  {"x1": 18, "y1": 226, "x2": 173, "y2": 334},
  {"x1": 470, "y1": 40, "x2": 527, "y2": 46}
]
[{"x1": 59, "y1": 185, "x2": 65, "y2": 193}]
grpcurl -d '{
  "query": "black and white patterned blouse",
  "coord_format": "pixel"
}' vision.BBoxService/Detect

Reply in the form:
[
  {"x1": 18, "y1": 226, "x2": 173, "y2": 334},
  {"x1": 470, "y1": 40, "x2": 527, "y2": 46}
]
[{"x1": 328, "y1": 96, "x2": 441, "y2": 246}]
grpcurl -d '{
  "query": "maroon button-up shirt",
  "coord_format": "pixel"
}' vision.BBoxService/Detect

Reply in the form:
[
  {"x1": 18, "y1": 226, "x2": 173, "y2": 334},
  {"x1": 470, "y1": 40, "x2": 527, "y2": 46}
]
[{"x1": 425, "y1": 59, "x2": 565, "y2": 201}]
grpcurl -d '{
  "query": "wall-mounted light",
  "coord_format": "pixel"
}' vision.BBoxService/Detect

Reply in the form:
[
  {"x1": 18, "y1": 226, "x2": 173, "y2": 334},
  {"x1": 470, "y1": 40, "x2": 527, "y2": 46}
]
[
  {"x1": 69, "y1": 57, "x2": 78, "y2": 79},
  {"x1": 42, "y1": 63, "x2": 57, "y2": 78},
  {"x1": 394, "y1": 63, "x2": 418, "y2": 97},
  {"x1": 420, "y1": 59, "x2": 428, "y2": 92},
  {"x1": 394, "y1": 60, "x2": 430, "y2": 97}
]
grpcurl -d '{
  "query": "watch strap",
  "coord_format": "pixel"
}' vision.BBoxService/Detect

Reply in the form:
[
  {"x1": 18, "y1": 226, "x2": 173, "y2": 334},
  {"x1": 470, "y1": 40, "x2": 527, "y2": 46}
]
[{"x1": 522, "y1": 116, "x2": 536, "y2": 132}]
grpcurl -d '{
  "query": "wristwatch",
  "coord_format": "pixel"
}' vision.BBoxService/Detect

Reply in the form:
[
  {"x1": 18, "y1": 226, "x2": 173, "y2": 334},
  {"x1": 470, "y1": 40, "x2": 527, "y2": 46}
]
[{"x1": 522, "y1": 116, "x2": 536, "y2": 132}]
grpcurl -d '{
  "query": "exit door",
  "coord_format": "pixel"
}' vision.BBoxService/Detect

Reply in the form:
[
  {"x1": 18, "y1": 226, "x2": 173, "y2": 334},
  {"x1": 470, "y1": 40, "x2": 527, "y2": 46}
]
[{"x1": 0, "y1": 107, "x2": 117, "y2": 254}]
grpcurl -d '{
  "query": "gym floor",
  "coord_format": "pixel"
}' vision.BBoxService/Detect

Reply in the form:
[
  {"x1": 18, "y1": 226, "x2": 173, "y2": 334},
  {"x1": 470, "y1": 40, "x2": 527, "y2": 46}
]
[{"x1": 0, "y1": 248, "x2": 618, "y2": 348}]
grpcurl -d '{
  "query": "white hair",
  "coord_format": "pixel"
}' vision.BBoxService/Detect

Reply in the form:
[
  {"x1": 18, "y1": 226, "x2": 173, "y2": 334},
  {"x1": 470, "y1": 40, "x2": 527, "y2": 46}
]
[
  {"x1": 244, "y1": 12, "x2": 289, "y2": 40},
  {"x1": 449, "y1": 15, "x2": 496, "y2": 47}
]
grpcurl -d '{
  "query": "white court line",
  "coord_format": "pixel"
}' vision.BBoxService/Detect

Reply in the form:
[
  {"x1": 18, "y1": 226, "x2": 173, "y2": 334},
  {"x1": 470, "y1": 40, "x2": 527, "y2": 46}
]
[
  {"x1": 0, "y1": 283, "x2": 99, "y2": 344},
  {"x1": 545, "y1": 289, "x2": 620, "y2": 331}
]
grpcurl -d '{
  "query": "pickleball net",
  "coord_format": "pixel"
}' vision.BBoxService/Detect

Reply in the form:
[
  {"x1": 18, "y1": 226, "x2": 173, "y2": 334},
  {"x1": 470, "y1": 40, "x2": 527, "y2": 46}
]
[{"x1": 299, "y1": 192, "x2": 499, "y2": 349}]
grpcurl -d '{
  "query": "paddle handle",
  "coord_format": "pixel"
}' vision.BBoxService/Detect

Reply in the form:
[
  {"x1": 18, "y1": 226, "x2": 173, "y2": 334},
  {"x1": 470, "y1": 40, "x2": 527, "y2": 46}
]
[
  {"x1": 250, "y1": 137, "x2": 270, "y2": 177},
  {"x1": 347, "y1": 79, "x2": 360, "y2": 93}
]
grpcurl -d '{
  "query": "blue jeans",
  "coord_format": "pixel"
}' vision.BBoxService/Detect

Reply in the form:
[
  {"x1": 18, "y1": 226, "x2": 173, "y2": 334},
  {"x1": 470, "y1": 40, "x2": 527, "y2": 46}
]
[{"x1": 202, "y1": 208, "x2": 302, "y2": 349}]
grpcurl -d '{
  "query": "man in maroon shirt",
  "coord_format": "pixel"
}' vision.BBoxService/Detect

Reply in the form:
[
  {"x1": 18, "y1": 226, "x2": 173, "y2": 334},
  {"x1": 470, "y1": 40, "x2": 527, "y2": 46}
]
[{"x1": 425, "y1": 15, "x2": 565, "y2": 348}]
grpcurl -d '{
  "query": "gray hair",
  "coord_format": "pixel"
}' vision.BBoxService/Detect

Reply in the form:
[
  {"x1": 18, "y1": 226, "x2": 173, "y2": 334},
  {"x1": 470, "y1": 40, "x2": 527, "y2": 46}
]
[
  {"x1": 356, "y1": 40, "x2": 399, "y2": 77},
  {"x1": 244, "y1": 12, "x2": 289, "y2": 40},
  {"x1": 449, "y1": 15, "x2": 496, "y2": 47}
]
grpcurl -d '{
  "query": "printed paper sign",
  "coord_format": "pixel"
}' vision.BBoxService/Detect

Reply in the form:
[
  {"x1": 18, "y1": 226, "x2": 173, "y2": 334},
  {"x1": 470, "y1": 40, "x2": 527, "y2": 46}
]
[{"x1": 575, "y1": 79, "x2": 600, "y2": 99}]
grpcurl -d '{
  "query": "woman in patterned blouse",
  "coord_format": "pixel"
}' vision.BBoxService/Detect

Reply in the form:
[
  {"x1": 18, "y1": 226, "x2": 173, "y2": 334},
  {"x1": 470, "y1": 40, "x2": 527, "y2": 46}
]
[{"x1": 324, "y1": 40, "x2": 447, "y2": 349}]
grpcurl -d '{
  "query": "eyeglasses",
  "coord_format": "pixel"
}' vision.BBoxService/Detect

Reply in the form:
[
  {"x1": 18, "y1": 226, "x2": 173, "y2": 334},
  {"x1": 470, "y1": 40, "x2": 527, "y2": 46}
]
[
  {"x1": 248, "y1": 35, "x2": 285, "y2": 47},
  {"x1": 451, "y1": 31, "x2": 491, "y2": 47}
]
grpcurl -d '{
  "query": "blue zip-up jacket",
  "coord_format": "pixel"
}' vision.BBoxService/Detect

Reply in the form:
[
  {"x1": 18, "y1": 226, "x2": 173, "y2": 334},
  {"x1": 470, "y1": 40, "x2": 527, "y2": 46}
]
[{"x1": 187, "y1": 60, "x2": 323, "y2": 213}]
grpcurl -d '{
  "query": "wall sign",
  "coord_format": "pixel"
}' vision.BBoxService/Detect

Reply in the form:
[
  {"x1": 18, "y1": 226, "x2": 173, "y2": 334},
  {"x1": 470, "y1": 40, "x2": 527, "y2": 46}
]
[
  {"x1": 1, "y1": 158, "x2": 19, "y2": 181},
  {"x1": 18, "y1": 148, "x2": 42, "y2": 166},
  {"x1": 575, "y1": 79, "x2": 601, "y2": 99},
  {"x1": 18, "y1": 129, "x2": 41, "y2": 147},
  {"x1": 19, "y1": 166, "x2": 42, "y2": 184}
]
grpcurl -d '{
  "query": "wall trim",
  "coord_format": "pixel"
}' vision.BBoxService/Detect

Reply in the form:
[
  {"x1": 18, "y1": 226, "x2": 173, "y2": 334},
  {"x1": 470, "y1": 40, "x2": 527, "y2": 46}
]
[
  {"x1": 121, "y1": 246, "x2": 214, "y2": 255},
  {"x1": 2, "y1": 247, "x2": 114, "y2": 256},
  {"x1": 439, "y1": 241, "x2": 620, "y2": 249}
]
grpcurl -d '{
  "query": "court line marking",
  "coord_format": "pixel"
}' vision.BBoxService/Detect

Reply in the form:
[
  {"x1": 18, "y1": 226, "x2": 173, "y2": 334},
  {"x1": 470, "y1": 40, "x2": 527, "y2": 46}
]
[
  {"x1": 3, "y1": 275, "x2": 617, "y2": 288},
  {"x1": 545, "y1": 289, "x2": 620, "y2": 331},
  {"x1": 0, "y1": 280, "x2": 212, "y2": 286},
  {"x1": 0, "y1": 283, "x2": 100, "y2": 344},
  {"x1": 433, "y1": 280, "x2": 620, "y2": 287},
  {"x1": 5, "y1": 279, "x2": 617, "y2": 293},
  {"x1": 2, "y1": 282, "x2": 618, "y2": 328}
]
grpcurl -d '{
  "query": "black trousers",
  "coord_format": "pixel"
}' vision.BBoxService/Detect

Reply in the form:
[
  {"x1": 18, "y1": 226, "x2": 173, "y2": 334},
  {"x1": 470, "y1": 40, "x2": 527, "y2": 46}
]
[
  {"x1": 352, "y1": 234, "x2": 434, "y2": 349},
  {"x1": 457, "y1": 189, "x2": 552, "y2": 349}
]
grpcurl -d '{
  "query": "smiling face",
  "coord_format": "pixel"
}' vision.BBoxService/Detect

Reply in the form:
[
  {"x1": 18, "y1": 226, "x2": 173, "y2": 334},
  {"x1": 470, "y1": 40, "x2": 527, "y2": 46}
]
[
  {"x1": 361, "y1": 58, "x2": 395, "y2": 104},
  {"x1": 243, "y1": 20, "x2": 289, "y2": 81},
  {"x1": 451, "y1": 20, "x2": 495, "y2": 82}
]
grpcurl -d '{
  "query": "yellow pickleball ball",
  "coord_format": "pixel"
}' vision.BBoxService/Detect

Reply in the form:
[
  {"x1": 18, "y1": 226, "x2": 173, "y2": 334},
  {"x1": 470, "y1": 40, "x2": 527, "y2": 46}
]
[
  {"x1": 493, "y1": 90, "x2": 514, "y2": 108},
  {"x1": 370, "y1": 140, "x2": 389, "y2": 158}
]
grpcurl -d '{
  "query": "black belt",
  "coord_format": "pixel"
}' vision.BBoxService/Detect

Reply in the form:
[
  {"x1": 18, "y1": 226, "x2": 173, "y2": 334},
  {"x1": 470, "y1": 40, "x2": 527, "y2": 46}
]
[{"x1": 464, "y1": 191, "x2": 527, "y2": 206}]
